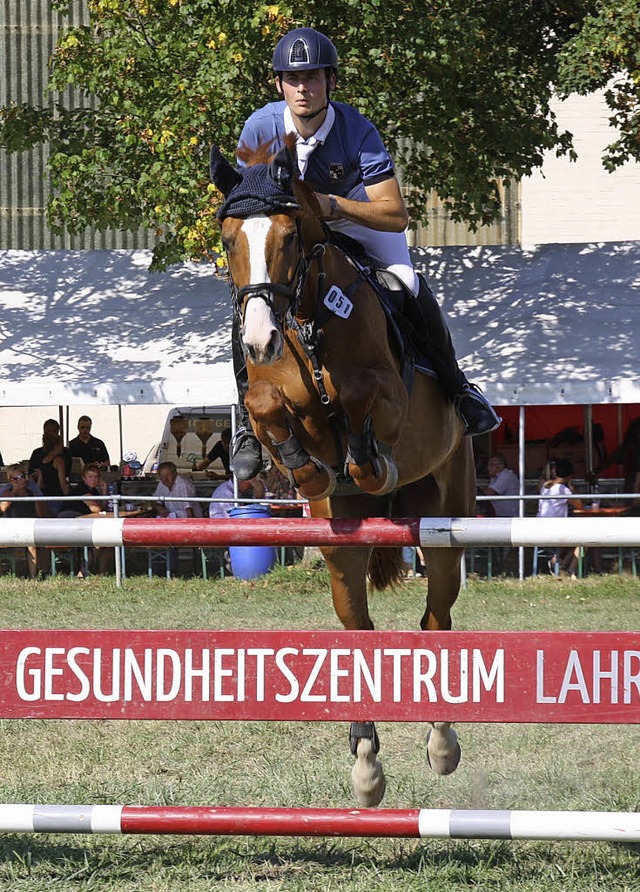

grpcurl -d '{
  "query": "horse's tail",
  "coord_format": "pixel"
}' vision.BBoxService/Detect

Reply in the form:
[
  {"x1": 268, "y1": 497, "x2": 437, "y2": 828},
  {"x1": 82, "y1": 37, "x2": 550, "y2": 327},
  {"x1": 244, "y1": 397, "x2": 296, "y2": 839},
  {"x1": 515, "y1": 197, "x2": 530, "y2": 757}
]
[{"x1": 367, "y1": 546, "x2": 407, "y2": 591}]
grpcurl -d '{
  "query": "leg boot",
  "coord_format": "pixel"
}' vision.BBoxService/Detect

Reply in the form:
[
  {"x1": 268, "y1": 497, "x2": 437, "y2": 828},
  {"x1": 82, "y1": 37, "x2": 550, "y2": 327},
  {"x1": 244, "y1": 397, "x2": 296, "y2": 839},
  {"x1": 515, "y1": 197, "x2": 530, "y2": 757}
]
[
  {"x1": 406, "y1": 275, "x2": 501, "y2": 436},
  {"x1": 230, "y1": 315, "x2": 264, "y2": 479}
]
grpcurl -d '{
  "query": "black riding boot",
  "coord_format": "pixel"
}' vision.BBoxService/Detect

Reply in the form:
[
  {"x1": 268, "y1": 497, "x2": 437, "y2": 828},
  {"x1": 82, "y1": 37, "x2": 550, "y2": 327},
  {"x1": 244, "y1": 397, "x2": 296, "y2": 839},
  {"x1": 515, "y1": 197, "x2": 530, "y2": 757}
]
[
  {"x1": 406, "y1": 275, "x2": 501, "y2": 436},
  {"x1": 230, "y1": 316, "x2": 264, "y2": 479}
]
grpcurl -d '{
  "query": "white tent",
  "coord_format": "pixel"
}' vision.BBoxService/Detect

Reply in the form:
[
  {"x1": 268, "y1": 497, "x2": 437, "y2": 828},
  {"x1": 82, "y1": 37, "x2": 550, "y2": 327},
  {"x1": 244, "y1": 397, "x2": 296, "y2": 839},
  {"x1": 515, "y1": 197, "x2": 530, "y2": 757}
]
[{"x1": 1, "y1": 241, "x2": 638, "y2": 409}]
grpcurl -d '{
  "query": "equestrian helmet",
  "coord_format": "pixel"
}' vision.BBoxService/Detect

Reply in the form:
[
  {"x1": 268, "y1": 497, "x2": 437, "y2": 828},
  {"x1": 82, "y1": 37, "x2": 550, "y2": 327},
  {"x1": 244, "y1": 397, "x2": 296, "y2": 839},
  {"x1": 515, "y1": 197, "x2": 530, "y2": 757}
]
[{"x1": 272, "y1": 28, "x2": 338, "y2": 74}]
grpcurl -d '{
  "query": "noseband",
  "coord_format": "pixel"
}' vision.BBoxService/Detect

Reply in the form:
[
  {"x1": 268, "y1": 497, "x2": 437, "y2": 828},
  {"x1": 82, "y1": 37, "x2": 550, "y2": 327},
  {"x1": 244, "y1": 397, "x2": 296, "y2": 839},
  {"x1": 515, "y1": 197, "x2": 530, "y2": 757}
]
[{"x1": 230, "y1": 216, "x2": 328, "y2": 327}]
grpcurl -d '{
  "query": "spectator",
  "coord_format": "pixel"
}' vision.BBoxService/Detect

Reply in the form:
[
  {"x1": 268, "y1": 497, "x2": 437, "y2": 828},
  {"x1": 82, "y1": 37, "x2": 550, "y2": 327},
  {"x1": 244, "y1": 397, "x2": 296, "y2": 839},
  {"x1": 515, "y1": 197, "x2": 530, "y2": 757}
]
[
  {"x1": 484, "y1": 453, "x2": 520, "y2": 517},
  {"x1": 592, "y1": 416, "x2": 640, "y2": 504},
  {"x1": 536, "y1": 458, "x2": 582, "y2": 575},
  {"x1": 153, "y1": 461, "x2": 203, "y2": 518},
  {"x1": 59, "y1": 463, "x2": 108, "y2": 517},
  {"x1": 0, "y1": 463, "x2": 47, "y2": 576},
  {"x1": 195, "y1": 428, "x2": 232, "y2": 478},
  {"x1": 209, "y1": 476, "x2": 265, "y2": 518},
  {"x1": 68, "y1": 415, "x2": 110, "y2": 467},
  {"x1": 35, "y1": 432, "x2": 70, "y2": 516},
  {"x1": 28, "y1": 418, "x2": 71, "y2": 478}
]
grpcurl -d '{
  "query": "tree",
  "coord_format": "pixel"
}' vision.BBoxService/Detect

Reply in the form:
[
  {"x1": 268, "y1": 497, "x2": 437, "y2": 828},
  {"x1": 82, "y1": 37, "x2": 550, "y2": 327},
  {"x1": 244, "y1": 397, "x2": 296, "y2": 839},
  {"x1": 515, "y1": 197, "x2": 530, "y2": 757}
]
[
  {"x1": 0, "y1": 0, "x2": 602, "y2": 268},
  {"x1": 556, "y1": 0, "x2": 640, "y2": 172}
]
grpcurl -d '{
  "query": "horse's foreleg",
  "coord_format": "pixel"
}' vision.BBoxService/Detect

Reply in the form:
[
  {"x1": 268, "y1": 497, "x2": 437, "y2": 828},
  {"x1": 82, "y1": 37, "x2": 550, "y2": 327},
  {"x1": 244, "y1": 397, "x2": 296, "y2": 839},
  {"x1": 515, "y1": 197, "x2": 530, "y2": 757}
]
[
  {"x1": 245, "y1": 381, "x2": 335, "y2": 500},
  {"x1": 315, "y1": 524, "x2": 386, "y2": 807},
  {"x1": 339, "y1": 371, "x2": 404, "y2": 496}
]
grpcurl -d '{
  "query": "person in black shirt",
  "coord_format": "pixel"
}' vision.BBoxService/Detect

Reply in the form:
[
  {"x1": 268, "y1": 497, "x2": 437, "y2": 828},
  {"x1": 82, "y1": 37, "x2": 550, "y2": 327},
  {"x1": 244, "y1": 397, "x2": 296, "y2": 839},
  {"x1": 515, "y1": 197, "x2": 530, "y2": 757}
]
[
  {"x1": 195, "y1": 428, "x2": 232, "y2": 479},
  {"x1": 68, "y1": 415, "x2": 110, "y2": 467},
  {"x1": 28, "y1": 418, "x2": 72, "y2": 478}
]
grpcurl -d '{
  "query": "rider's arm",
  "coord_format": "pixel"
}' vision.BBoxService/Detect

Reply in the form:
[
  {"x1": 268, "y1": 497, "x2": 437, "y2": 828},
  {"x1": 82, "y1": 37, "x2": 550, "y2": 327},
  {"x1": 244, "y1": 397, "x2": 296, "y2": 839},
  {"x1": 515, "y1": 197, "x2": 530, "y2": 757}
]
[{"x1": 315, "y1": 177, "x2": 409, "y2": 233}]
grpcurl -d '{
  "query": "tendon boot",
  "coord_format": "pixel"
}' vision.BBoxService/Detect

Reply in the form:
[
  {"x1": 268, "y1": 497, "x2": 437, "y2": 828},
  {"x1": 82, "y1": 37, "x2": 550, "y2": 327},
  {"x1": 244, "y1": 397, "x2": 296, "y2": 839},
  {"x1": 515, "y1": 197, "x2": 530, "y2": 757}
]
[
  {"x1": 406, "y1": 275, "x2": 501, "y2": 436},
  {"x1": 230, "y1": 316, "x2": 264, "y2": 479}
]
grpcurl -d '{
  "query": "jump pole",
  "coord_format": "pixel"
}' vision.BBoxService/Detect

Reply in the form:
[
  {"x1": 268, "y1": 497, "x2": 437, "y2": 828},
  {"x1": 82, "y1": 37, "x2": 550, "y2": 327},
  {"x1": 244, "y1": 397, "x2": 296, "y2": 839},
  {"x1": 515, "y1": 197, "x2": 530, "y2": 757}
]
[
  {"x1": 1, "y1": 516, "x2": 639, "y2": 548},
  {"x1": 2, "y1": 805, "x2": 640, "y2": 842}
]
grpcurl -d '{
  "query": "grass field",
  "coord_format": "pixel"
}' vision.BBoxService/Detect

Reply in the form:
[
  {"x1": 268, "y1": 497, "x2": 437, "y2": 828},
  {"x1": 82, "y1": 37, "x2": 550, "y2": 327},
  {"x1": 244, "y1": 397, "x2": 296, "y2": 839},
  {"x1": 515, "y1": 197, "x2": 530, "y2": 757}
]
[{"x1": 0, "y1": 565, "x2": 639, "y2": 890}]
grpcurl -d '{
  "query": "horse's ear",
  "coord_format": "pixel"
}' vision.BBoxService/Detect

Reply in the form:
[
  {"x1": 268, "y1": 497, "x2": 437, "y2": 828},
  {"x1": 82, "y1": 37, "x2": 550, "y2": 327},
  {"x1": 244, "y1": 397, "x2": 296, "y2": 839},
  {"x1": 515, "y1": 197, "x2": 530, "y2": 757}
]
[
  {"x1": 269, "y1": 145, "x2": 295, "y2": 190},
  {"x1": 209, "y1": 144, "x2": 242, "y2": 196}
]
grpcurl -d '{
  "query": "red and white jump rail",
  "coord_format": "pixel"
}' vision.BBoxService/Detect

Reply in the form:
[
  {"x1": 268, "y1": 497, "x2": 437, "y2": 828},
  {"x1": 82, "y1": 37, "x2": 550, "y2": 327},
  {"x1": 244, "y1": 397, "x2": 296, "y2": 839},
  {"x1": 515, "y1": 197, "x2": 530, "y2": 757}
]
[
  {"x1": 1, "y1": 516, "x2": 639, "y2": 548},
  {"x1": 2, "y1": 804, "x2": 640, "y2": 842}
]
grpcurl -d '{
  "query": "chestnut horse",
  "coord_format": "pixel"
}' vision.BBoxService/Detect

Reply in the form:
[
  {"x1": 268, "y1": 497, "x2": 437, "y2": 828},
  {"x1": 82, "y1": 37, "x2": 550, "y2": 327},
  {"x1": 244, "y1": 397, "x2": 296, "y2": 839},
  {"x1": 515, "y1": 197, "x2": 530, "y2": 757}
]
[{"x1": 210, "y1": 139, "x2": 476, "y2": 806}]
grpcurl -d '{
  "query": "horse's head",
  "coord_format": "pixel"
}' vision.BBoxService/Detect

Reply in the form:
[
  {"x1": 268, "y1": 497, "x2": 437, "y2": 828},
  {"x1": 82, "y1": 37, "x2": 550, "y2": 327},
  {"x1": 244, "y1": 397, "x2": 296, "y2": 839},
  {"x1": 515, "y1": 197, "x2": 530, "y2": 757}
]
[{"x1": 210, "y1": 139, "x2": 323, "y2": 365}]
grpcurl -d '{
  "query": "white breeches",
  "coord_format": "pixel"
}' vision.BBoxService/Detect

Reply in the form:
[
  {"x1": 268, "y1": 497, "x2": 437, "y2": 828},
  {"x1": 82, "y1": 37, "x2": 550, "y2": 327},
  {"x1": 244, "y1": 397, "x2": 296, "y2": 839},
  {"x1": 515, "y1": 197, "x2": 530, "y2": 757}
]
[{"x1": 328, "y1": 219, "x2": 419, "y2": 296}]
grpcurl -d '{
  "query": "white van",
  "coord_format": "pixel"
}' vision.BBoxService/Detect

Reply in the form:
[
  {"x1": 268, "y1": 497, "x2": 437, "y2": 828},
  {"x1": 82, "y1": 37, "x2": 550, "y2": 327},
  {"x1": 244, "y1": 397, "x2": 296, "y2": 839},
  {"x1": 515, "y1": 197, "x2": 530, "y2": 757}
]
[{"x1": 143, "y1": 406, "x2": 234, "y2": 474}]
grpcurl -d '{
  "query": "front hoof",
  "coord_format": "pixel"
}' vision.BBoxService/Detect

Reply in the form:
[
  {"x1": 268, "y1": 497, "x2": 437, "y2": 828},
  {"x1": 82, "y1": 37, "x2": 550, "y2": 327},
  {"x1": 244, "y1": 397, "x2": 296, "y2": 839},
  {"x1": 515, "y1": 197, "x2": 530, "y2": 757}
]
[
  {"x1": 426, "y1": 726, "x2": 461, "y2": 776},
  {"x1": 293, "y1": 462, "x2": 337, "y2": 501},
  {"x1": 351, "y1": 737, "x2": 386, "y2": 807},
  {"x1": 348, "y1": 456, "x2": 399, "y2": 496}
]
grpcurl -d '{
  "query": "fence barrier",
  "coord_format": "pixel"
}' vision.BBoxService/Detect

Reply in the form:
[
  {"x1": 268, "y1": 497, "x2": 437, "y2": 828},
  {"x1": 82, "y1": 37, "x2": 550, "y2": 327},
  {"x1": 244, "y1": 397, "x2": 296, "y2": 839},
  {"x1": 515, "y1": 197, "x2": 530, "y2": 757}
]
[
  {"x1": 1, "y1": 516, "x2": 639, "y2": 549},
  {"x1": 2, "y1": 804, "x2": 640, "y2": 842}
]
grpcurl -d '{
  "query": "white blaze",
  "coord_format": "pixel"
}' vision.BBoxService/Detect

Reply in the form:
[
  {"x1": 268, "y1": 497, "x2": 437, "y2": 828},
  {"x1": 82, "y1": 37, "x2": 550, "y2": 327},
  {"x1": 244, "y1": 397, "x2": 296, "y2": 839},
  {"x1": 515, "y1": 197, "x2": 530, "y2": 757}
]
[{"x1": 241, "y1": 215, "x2": 283, "y2": 362}]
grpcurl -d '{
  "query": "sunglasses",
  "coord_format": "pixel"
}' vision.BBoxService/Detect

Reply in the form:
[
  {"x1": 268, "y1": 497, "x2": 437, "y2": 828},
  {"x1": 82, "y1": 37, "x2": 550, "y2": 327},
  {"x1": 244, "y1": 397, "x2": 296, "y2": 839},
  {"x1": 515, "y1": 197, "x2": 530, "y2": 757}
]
[{"x1": 10, "y1": 474, "x2": 26, "y2": 481}]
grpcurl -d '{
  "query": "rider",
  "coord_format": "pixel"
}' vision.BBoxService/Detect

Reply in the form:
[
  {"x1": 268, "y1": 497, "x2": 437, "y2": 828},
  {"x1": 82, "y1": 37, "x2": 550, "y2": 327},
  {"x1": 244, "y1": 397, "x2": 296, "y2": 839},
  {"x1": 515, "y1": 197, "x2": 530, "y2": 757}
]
[{"x1": 228, "y1": 27, "x2": 501, "y2": 479}]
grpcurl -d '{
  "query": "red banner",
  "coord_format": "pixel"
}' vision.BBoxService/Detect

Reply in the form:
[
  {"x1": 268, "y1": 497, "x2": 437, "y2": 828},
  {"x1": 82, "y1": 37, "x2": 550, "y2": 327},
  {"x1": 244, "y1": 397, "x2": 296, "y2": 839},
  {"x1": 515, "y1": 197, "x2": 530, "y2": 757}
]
[{"x1": 0, "y1": 630, "x2": 638, "y2": 723}]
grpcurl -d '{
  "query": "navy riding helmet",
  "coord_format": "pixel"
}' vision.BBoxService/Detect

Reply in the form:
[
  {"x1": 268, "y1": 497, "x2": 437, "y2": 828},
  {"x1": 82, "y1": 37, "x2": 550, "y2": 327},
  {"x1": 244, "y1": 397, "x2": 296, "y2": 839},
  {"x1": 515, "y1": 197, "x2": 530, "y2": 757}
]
[{"x1": 272, "y1": 27, "x2": 338, "y2": 75}]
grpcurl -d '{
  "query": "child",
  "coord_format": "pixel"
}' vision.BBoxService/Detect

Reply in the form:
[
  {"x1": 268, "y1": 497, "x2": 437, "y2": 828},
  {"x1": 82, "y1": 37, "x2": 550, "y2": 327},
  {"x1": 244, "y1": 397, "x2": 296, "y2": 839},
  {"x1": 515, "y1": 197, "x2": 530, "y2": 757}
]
[{"x1": 537, "y1": 458, "x2": 582, "y2": 574}]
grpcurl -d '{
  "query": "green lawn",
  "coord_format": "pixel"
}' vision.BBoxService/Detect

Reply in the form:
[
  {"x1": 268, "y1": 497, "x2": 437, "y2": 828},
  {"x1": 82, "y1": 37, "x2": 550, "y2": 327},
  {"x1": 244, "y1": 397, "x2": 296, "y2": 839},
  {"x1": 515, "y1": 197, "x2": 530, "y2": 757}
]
[{"x1": 0, "y1": 568, "x2": 638, "y2": 890}]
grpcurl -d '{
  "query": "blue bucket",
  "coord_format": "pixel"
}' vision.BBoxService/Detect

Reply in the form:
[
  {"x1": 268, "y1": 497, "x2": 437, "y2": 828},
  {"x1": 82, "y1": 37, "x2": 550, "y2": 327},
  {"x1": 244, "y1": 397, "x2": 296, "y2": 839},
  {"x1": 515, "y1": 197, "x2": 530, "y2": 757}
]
[{"x1": 228, "y1": 505, "x2": 277, "y2": 579}]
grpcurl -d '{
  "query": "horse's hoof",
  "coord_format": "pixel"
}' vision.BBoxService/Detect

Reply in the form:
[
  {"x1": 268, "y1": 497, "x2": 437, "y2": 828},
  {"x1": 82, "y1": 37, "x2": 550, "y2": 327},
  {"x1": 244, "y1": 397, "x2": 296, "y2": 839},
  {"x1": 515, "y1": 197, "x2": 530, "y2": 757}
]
[
  {"x1": 349, "y1": 456, "x2": 398, "y2": 496},
  {"x1": 426, "y1": 727, "x2": 461, "y2": 776},
  {"x1": 293, "y1": 462, "x2": 337, "y2": 501},
  {"x1": 351, "y1": 737, "x2": 386, "y2": 807}
]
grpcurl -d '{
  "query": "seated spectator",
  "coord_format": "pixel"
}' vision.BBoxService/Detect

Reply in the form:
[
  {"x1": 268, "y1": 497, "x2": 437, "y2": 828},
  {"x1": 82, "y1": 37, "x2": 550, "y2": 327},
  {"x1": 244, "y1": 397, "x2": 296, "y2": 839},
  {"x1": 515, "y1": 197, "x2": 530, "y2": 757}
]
[
  {"x1": 591, "y1": 416, "x2": 640, "y2": 505},
  {"x1": 484, "y1": 453, "x2": 520, "y2": 516},
  {"x1": 536, "y1": 458, "x2": 582, "y2": 575},
  {"x1": 59, "y1": 463, "x2": 108, "y2": 517},
  {"x1": 153, "y1": 461, "x2": 203, "y2": 518},
  {"x1": 209, "y1": 476, "x2": 265, "y2": 518},
  {"x1": 195, "y1": 428, "x2": 232, "y2": 478},
  {"x1": 0, "y1": 463, "x2": 47, "y2": 577},
  {"x1": 28, "y1": 418, "x2": 72, "y2": 479},
  {"x1": 35, "y1": 432, "x2": 70, "y2": 517},
  {"x1": 68, "y1": 415, "x2": 110, "y2": 468}
]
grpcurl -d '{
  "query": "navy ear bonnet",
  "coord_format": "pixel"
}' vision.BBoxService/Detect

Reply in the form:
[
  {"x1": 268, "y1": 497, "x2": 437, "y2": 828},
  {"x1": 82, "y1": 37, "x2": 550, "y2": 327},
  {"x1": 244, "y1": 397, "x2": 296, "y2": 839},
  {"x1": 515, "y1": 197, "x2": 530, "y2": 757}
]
[{"x1": 210, "y1": 144, "x2": 299, "y2": 220}]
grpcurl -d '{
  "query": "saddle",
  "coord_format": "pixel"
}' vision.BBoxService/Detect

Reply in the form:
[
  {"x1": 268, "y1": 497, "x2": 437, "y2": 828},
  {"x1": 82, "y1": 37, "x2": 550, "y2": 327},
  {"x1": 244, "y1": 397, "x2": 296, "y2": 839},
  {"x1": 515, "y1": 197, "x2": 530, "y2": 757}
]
[{"x1": 328, "y1": 232, "x2": 437, "y2": 391}]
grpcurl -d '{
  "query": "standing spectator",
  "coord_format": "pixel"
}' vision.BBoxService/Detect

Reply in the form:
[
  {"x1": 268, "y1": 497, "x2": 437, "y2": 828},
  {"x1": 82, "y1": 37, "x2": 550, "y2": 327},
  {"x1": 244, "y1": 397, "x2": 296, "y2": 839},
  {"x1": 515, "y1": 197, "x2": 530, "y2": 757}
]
[
  {"x1": 28, "y1": 418, "x2": 71, "y2": 478},
  {"x1": 591, "y1": 416, "x2": 640, "y2": 505},
  {"x1": 536, "y1": 458, "x2": 582, "y2": 575},
  {"x1": 0, "y1": 463, "x2": 47, "y2": 576},
  {"x1": 195, "y1": 428, "x2": 232, "y2": 478},
  {"x1": 484, "y1": 453, "x2": 520, "y2": 517},
  {"x1": 153, "y1": 462, "x2": 202, "y2": 518},
  {"x1": 35, "y1": 433, "x2": 70, "y2": 517},
  {"x1": 68, "y1": 415, "x2": 110, "y2": 467}
]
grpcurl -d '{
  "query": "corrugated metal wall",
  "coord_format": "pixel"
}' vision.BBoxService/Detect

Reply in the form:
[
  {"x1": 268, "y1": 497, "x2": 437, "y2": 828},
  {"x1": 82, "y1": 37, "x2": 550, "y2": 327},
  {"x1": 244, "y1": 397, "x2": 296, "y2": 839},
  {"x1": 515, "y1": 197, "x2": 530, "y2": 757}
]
[{"x1": 0, "y1": 0, "x2": 151, "y2": 249}]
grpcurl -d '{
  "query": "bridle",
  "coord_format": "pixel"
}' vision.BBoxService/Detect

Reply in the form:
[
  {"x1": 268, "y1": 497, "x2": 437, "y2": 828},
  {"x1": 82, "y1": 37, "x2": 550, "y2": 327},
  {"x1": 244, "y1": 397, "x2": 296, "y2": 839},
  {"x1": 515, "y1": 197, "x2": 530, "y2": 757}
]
[{"x1": 229, "y1": 213, "x2": 329, "y2": 327}]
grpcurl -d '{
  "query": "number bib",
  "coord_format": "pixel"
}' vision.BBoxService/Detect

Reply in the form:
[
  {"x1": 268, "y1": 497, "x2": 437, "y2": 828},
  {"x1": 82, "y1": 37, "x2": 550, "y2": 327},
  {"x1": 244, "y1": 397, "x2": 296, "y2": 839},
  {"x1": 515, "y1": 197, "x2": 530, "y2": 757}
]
[{"x1": 323, "y1": 285, "x2": 353, "y2": 319}]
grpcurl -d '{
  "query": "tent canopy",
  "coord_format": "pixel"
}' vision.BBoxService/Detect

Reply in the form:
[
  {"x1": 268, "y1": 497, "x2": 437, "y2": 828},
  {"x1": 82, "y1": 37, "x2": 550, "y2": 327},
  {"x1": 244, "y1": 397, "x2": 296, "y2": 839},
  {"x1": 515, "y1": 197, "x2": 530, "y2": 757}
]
[{"x1": 1, "y1": 241, "x2": 638, "y2": 407}]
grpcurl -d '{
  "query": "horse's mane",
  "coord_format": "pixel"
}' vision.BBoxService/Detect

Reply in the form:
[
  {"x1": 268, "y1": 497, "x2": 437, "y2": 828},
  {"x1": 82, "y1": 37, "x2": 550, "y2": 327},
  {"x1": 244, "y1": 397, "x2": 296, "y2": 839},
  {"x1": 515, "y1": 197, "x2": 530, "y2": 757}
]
[{"x1": 236, "y1": 135, "x2": 322, "y2": 218}]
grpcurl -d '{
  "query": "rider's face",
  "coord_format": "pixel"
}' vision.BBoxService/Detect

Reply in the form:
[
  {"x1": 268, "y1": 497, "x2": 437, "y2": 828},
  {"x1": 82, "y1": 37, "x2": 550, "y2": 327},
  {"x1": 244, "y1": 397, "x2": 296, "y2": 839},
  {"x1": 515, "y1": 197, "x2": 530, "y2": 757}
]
[{"x1": 277, "y1": 69, "x2": 334, "y2": 119}]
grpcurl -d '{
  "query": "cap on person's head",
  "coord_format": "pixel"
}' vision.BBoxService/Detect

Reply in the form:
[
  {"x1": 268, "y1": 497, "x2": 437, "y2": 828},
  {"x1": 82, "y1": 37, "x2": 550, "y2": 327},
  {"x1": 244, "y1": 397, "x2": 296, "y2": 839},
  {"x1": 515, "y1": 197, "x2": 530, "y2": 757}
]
[{"x1": 272, "y1": 28, "x2": 338, "y2": 74}]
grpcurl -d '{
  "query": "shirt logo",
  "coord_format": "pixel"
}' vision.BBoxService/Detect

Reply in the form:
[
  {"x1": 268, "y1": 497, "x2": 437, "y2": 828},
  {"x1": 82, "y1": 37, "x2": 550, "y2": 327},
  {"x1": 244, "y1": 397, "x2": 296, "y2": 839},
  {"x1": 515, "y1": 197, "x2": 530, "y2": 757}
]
[{"x1": 328, "y1": 163, "x2": 344, "y2": 180}]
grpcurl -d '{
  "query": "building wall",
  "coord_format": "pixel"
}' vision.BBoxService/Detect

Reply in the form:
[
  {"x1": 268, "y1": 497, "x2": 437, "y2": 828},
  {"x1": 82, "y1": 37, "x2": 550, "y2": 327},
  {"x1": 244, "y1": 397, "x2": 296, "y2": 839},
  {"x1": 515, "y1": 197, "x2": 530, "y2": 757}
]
[{"x1": 520, "y1": 89, "x2": 640, "y2": 245}]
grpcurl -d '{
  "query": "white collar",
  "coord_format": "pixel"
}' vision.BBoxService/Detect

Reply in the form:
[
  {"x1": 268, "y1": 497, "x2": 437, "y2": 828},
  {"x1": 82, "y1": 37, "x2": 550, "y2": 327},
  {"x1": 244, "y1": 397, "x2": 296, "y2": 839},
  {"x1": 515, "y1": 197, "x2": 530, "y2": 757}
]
[{"x1": 284, "y1": 103, "x2": 335, "y2": 145}]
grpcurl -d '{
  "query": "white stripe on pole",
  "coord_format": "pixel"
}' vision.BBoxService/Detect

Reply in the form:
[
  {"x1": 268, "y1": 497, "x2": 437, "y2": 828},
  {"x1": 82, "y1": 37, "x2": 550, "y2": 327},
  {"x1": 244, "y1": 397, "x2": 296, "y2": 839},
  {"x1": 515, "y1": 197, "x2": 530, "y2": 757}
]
[
  {"x1": 419, "y1": 517, "x2": 640, "y2": 549},
  {"x1": 91, "y1": 805, "x2": 124, "y2": 833},
  {"x1": 0, "y1": 803, "x2": 34, "y2": 832},
  {"x1": 418, "y1": 808, "x2": 452, "y2": 838},
  {"x1": 0, "y1": 519, "x2": 37, "y2": 546},
  {"x1": 509, "y1": 810, "x2": 640, "y2": 841}
]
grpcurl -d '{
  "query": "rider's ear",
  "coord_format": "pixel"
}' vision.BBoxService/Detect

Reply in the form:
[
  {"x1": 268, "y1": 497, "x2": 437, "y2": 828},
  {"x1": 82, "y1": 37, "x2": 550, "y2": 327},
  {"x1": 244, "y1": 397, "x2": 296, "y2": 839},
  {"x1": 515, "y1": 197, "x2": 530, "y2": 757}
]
[
  {"x1": 209, "y1": 144, "x2": 243, "y2": 196},
  {"x1": 270, "y1": 145, "x2": 294, "y2": 188}
]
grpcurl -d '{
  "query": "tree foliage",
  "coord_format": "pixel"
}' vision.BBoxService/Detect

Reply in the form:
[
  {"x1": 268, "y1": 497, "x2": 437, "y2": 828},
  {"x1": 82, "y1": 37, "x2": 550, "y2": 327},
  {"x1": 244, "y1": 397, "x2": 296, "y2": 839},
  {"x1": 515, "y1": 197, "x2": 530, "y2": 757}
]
[{"x1": 3, "y1": 0, "x2": 634, "y2": 268}]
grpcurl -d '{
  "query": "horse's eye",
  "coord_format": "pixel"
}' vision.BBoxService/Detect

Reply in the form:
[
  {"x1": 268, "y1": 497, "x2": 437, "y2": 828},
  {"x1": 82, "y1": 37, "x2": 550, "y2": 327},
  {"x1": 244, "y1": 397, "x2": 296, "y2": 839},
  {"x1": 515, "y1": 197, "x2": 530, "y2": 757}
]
[{"x1": 283, "y1": 231, "x2": 297, "y2": 248}]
